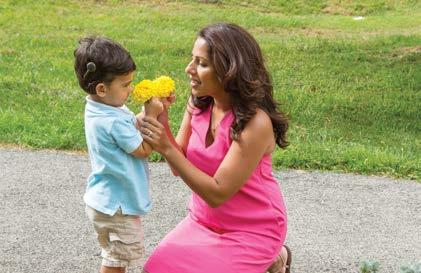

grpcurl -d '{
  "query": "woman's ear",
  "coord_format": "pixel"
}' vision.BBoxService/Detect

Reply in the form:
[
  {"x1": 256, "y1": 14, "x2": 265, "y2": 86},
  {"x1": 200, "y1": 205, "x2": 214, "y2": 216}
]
[{"x1": 96, "y1": 83, "x2": 106, "y2": 98}]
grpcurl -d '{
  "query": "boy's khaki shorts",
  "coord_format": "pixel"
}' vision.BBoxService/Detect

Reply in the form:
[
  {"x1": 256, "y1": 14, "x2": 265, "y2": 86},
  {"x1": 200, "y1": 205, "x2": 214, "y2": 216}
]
[{"x1": 85, "y1": 206, "x2": 145, "y2": 268}]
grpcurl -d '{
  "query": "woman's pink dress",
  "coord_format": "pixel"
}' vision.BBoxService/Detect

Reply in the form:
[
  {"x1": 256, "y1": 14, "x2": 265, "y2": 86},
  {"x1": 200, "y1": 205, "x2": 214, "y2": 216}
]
[{"x1": 144, "y1": 105, "x2": 287, "y2": 273}]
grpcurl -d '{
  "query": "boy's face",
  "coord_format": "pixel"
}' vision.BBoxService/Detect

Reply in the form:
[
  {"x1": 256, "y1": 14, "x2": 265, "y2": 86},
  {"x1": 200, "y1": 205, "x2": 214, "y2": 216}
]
[{"x1": 100, "y1": 71, "x2": 135, "y2": 107}]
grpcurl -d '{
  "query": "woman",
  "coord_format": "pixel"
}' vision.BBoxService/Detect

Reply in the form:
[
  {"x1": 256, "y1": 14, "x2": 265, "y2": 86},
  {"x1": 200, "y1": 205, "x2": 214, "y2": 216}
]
[{"x1": 140, "y1": 23, "x2": 291, "y2": 273}]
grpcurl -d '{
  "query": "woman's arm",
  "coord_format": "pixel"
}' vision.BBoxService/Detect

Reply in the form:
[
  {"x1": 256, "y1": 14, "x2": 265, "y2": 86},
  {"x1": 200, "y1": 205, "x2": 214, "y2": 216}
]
[
  {"x1": 159, "y1": 107, "x2": 192, "y2": 175},
  {"x1": 141, "y1": 109, "x2": 274, "y2": 207},
  {"x1": 174, "y1": 108, "x2": 193, "y2": 155}
]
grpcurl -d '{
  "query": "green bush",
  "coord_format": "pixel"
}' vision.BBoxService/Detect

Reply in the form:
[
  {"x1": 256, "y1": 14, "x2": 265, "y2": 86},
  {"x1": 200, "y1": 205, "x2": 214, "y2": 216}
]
[{"x1": 359, "y1": 260, "x2": 421, "y2": 273}]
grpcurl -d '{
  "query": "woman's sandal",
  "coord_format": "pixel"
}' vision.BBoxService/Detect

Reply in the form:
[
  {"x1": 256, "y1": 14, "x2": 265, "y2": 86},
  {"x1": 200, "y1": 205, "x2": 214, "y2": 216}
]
[{"x1": 267, "y1": 245, "x2": 292, "y2": 273}]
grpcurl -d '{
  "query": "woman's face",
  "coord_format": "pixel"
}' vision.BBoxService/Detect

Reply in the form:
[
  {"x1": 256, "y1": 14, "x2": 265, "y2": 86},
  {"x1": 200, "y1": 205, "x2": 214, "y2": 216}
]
[{"x1": 185, "y1": 37, "x2": 224, "y2": 97}]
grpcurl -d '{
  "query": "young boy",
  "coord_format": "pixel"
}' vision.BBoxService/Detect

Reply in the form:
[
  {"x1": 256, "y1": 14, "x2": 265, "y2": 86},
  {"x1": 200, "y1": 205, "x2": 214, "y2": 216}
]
[{"x1": 74, "y1": 36, "x2": 162, "y2": 273}]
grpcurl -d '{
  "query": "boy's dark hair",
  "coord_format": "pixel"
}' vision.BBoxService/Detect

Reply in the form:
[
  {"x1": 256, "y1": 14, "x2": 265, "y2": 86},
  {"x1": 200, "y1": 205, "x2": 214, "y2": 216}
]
[{"x1": 74, "y1": 36, "x2": 136, "y2": 94}]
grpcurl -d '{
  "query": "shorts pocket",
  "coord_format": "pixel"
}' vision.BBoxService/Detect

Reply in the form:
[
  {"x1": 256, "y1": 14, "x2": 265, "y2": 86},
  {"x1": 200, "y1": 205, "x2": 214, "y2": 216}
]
[
  {"x1": 109, "y1": 233, "x2": 144, "y2": 260},
  {"x1": 110, "y1": 233, "x2": 140, "y2": 244}
]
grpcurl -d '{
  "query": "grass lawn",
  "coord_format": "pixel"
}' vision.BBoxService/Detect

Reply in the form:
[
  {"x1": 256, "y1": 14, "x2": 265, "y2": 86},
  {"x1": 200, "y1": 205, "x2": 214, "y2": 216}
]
[{"x1": 0, "y1": 0, "x2": 419, "y2": 179}]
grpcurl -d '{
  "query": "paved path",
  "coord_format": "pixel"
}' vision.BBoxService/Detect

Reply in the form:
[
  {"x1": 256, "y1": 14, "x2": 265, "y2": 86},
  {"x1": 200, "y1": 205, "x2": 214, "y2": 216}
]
[{"x1": 0, "y1": 148, "x2": 420, "y2": 273}]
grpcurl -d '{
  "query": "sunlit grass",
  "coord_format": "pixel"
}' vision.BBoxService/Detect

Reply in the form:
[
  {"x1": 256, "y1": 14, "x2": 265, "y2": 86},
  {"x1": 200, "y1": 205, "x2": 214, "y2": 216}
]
[{"x1": 0, "y1": 0, "x2": 419, "y2": 179}]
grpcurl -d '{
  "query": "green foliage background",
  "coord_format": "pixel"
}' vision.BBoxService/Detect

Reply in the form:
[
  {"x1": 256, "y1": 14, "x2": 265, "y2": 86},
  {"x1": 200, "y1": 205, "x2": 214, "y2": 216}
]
[{"x1": 0, "y1": 0, "x2": 419, "y2": 179}]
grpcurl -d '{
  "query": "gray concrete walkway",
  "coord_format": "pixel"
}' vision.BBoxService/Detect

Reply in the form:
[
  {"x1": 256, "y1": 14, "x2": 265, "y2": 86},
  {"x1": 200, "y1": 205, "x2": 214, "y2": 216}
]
[{"x1": 0, "y1": 148, "x2": 420, "y2": 273}]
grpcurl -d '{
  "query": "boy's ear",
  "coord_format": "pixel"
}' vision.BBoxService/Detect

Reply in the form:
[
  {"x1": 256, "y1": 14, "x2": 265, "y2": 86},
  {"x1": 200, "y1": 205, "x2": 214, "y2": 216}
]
[{"x1": 95, "y1": 83, "x2": 106, "y2": 98}]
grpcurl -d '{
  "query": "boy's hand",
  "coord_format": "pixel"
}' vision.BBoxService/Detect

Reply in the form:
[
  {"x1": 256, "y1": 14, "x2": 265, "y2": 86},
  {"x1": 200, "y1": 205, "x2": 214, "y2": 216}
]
[
  {"x1": 135, "y1": 111, "x2": 145, "y2": 130},
  {"x1": 144, "y1": 97, "x2": 164, "y2": 118},
  {"x1": 160, "y1": 92, "x2": 176, "y2": 110}
]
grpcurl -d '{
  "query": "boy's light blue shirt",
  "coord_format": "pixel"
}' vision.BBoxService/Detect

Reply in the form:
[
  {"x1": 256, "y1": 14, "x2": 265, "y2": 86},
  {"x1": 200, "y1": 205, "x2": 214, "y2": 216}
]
[{"x1": 84, "y1": 97, "x2": 151, "y2": 216}]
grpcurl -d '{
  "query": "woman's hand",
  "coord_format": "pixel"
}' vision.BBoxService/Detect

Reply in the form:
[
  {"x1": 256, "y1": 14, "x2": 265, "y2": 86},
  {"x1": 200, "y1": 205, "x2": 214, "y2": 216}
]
[
  {"x1": 157, "y1": 93, "x2": 176, "y2": 124},
  {"x1": 161, "y1": 92, "x2": 176, "y2": 110},
  {"x1": 144, "y1": 97, "x2": 164, "y2": 118},
  {"x1": 140, "y1": 116, "x2": 173, "y2": 154}
]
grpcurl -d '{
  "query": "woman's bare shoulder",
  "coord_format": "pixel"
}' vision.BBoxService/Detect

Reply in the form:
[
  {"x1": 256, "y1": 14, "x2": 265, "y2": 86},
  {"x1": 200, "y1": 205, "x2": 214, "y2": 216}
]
[
  {"x1": 245, "y1": 108, "x2": 273, "y2": 132},
  {"x1": 241, "y1": 108, "x2": 275, "y2": 153}
]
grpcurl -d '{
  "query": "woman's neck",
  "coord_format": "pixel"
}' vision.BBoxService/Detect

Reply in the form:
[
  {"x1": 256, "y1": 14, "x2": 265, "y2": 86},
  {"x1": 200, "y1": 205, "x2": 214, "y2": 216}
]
[{"x1": 212, "y1": 93, "x2": 231, "y2": 113}]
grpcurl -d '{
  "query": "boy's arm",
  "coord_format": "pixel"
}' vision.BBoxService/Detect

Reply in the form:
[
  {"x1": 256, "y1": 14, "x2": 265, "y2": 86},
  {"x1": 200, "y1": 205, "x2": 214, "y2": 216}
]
[{"x1": 130, "y1": 139, "x2": 153, "y2": 158}]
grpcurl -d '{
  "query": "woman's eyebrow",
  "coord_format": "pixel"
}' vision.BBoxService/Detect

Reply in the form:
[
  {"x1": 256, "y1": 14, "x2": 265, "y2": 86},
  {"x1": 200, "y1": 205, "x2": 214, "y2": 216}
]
[{"x1": 191, "y1": 54, "x2": 209, "y2": 61}]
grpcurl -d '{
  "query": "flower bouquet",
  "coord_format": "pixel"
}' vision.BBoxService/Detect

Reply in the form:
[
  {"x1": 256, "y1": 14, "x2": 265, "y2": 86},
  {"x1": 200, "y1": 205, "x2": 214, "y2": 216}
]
[{"x1": 132, "y1": 76, "x2": 175, "y2": 104}]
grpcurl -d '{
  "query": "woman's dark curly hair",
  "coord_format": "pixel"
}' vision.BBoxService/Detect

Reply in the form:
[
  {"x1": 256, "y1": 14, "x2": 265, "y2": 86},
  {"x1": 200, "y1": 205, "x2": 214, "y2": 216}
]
[{"x1": 191, "y1": 23, "x2": 289, "y2": 148}]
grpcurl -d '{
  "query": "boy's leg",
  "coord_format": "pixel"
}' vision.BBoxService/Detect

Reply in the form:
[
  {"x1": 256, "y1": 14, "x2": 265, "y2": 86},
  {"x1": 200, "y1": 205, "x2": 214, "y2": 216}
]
[
  {"x1": 100, "y1": 265, "x2": 125, "y2": 273},
  {"x1": 85, "y1": 206, "x2": 145, "y2": 272}
]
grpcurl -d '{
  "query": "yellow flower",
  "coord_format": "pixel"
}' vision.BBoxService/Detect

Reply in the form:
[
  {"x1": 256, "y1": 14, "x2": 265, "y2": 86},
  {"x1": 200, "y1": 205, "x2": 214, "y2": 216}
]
[
  {"x1": 155, "y1": 76, "x2": 175, "y2": 97},
  {"x1": 132, "y1": 76, "x2": 175, "y2": 104}
]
